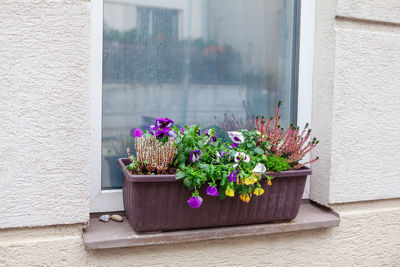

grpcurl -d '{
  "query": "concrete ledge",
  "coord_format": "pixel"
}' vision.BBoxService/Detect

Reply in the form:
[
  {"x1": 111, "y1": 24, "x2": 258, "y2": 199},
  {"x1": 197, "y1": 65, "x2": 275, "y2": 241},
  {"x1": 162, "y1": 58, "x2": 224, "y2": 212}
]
[{"x1": 83, "y1": 201, "x2": 339, "y2": 249}]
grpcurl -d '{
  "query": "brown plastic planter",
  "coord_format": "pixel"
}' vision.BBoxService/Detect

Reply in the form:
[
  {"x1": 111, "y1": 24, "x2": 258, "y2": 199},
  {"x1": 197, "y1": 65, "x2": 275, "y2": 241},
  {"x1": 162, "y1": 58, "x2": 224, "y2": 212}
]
[{"x1": 118, "y1": 158, "x2": 311, "y2": 233}]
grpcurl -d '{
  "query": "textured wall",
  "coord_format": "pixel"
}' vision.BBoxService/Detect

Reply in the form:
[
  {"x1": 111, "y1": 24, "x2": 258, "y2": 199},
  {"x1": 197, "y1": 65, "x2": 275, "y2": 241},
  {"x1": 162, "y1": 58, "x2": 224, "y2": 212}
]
[
  {"x1": 311, "y1": 0, "x2": 400, "y2": 204},
  {"x1": 337, "y1": 0, "x2": 400, "y2": 24},
  {"x1": 0, "y1": 0, "x2": 91, "y2": 228},
  {"x1": 330, "y1": 19, "x2": 400, "y2": 203},
  {"x1": 309, "y1": 0, "x2": 337, "y2": 205},
  {"x1": 0, "y1": 199, "x2": 399, "y2": 266}
]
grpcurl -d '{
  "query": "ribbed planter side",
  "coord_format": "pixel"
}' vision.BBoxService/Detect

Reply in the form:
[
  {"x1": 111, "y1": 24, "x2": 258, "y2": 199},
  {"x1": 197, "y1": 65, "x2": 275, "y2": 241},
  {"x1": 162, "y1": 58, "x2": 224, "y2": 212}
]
[{"x1": 118, "y1": 158, "x2": 311, "y2": 233}]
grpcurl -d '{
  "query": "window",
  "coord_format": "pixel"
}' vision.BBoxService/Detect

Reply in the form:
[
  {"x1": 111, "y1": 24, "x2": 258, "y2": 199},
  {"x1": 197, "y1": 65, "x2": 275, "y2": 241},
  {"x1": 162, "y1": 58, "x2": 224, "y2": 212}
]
[
  {"x1": 137, "y1": 7, "x2": 179, "y2": 41},
  {"x1": 90, "y1": 0, "x2": 315, "y2": 212}
]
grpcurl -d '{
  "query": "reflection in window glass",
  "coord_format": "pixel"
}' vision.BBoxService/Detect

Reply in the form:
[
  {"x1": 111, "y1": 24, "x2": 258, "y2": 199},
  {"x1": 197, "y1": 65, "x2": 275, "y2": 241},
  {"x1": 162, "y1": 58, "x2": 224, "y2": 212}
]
[{"x1": 102, "y1": 0, "x2": 299, "y2": 189}]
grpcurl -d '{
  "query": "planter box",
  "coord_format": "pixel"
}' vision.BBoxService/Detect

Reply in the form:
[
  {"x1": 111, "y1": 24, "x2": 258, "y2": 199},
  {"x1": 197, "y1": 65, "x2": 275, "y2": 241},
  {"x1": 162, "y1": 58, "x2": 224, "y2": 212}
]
[{"x1": 118, "y1": 158, "x2": 311, "y2": 233}]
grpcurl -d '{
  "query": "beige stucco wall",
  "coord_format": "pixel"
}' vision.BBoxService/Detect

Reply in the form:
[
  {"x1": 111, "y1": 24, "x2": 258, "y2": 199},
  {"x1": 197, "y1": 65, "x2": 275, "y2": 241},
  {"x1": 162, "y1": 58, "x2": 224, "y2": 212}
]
[
  {"x1": 0, "y1": 0, "x2": 400, "y2": 265},
  {"x1": 0, "y1": 0, "x2": 90, "y2": 228},
  {"x1": 310, "y1": 0, "x2": 400, "y2": 204}
]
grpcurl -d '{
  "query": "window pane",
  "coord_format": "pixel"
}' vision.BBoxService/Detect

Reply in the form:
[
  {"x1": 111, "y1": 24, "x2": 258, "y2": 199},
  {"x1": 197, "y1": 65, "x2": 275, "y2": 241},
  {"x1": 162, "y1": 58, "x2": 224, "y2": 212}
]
[{"x1": 102, "y1": 0, "x2": 299, "y2": 189}]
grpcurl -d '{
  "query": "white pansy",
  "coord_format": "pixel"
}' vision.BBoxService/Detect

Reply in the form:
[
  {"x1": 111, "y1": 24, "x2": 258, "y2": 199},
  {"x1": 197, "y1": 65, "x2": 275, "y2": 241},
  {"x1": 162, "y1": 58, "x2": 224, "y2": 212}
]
[
  {"x1": 228, "y1": 131, "x2": 245, "y2": 144},
  {"x1": 253, "y1": 163, "x2": 266, "y2": 175},
  {"x1": 234, "y1": 152, "x2": 250, "y2": 163}
]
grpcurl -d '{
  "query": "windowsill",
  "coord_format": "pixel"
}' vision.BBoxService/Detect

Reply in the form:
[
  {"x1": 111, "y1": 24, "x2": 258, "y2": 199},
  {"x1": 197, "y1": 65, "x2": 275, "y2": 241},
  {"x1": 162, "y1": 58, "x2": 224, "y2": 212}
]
[{"x1": 83, "y1": 200, "x2": 339, "y2": 249}]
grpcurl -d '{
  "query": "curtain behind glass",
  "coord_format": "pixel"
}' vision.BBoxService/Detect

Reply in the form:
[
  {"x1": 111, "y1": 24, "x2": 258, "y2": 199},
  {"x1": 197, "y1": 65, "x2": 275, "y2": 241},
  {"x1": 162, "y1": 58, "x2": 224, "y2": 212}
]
[{"x1": 102, "y1": 0, "x2": 298, "y2": 189}]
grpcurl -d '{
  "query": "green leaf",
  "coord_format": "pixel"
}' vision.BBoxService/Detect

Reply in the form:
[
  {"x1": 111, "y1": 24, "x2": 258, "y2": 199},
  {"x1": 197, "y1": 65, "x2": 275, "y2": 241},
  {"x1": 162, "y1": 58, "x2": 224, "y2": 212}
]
[
  {"x1": 254, "y1": 147, "x2": 264, "y2": 154},
  {"x1": 199, "y1": 164, "x2": 210, "y2": 173},
  {"x1": 198, "y1": 140, "x2": 204, "y2": 148},
  {"x1": 175, "y1": 171, "x2": 185, "y2": 179},
  {"x1": 220, "y1": 173, "x2": 227, "y2": 186},
  {"x1": 178, "y1": 154, "x2": 186, "y2": 164},
  {"x1": 209, "y1": 164, "x2": 215, "y2": 175},
  {"x1": 183, "y1": 177, "x2": 192, "y2": 188},
  {"x1": 219, "y1": 187, "x2": 226, "y2": 200}
]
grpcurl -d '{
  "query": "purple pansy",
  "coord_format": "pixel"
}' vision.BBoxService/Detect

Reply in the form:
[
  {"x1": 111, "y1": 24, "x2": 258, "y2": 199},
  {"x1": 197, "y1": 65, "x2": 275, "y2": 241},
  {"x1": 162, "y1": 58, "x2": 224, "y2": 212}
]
[
  {"x1": 180, "y1": 127, "x2": 185, "y2": 134},
  {"x1": 155, "y1": 118, "x2": 173, "y2": 128},
  {"x1": 155, "y1": 127, "x2": 171, "y2": 139},
  {"x1": 216, "y1": 151, "x2": 227, "y2": 160},
  {"x1": 190, "y1": 149, "x2": 201, "y2": 163},
  {"x1": 188, "y1": 196, "x2": 203, "y2": 208},
  {"x1": 206, "y1": 186, "x2": 219, "y2": 196},
  {"x1": 229, "y1": 142, "x2": 239, "y2": 149},
  {"x1": 228, "y1": 170, "x2": 239, "y2": 183},
  {"x1": 133, "y1": 128, "x2": 143, "y2": 138},
  {"x1": 151, "y1": 117, "x2": 175, "y2": 139},
  {"x1": 204, "y1": 129, "x2": 217, "y2": 143}
]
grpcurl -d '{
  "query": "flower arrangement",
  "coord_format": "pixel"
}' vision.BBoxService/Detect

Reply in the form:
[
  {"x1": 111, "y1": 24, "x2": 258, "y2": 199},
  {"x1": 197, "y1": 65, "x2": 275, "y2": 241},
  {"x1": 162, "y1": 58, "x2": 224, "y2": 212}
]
[{"x1": 126, "y1": 102, "x2": 318, "y2": 208}]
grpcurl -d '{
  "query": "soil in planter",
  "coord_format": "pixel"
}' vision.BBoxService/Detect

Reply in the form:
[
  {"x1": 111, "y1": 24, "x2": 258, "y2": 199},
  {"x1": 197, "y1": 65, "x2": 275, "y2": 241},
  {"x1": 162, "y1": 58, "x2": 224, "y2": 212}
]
[{"x1": 127, "y1": 165, "x2": 177, "y2": 176}]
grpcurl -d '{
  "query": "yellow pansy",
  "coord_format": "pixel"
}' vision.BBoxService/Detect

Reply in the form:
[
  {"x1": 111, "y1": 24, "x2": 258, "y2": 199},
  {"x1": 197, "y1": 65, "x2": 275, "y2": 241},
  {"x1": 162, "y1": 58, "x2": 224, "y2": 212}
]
[
  {"x1": 225, "y1": 186, "x2": 235, "y2": 197},
  {"x1": 239, "y1": 193, "x2": 251, "y2": 203},
  {"x1": 254, "y1": 187, "x2": 265, "y2": 196},
  {"x1": 244, "y1": 175, "x2": 257, "y2": 185}
]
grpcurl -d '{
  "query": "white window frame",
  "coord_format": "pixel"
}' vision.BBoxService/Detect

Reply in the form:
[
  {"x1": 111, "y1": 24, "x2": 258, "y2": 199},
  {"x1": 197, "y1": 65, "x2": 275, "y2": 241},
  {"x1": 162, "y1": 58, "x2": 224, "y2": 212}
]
[{"x1": 90, "y1": 0, "x2": 315, "y2": 212}]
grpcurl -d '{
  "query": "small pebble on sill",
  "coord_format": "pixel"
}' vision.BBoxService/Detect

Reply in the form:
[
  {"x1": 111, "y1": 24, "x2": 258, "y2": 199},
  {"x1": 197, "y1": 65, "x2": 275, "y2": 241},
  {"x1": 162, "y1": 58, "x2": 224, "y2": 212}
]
[
  {"x1": 111, "y1": 214, "x2": 124, "y2": 222},
  {"x1": 99, "y1": 214, "x2": 110, "y2": 222}
]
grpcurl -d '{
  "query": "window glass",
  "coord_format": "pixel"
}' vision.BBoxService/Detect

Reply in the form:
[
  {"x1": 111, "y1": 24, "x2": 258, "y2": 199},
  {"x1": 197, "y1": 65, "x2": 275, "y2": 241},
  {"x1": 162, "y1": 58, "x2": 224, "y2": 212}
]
[{"x1": 102, "y1": 0, "x2": 299, "y2": 189}]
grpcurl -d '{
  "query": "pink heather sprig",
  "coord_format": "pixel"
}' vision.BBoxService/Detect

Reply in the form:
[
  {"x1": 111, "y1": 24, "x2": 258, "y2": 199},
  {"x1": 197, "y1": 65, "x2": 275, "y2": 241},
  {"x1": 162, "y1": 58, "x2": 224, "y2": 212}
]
[{"x1": 255, "y1": 101, "x2": 319, "y2": 169}]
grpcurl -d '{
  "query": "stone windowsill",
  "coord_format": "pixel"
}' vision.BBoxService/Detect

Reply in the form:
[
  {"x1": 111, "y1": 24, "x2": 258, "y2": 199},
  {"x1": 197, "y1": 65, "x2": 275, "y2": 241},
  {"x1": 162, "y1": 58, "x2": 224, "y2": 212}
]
[{"x1": 83, "y1": 200, "x2": 339, "y2": 250}]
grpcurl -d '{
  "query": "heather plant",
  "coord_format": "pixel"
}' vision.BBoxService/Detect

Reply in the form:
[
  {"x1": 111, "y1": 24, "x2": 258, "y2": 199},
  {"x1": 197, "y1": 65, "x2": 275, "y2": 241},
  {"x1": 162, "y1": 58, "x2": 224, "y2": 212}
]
[
  {"x1": 125, "y1": 118, "x2": 177, "y2": 174},
  {"x1": 255, "y1": 101, "x2": 319, "y2": 169}
]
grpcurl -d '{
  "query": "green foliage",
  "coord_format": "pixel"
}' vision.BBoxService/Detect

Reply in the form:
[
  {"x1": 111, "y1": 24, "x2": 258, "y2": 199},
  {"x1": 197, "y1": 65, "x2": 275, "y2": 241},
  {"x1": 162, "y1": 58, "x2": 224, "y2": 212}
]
[
  {"x1": 124, "y1": 155, "x2": 142, "y2": 174},
  {"x1": 172, "y1": 126, "x2": 291, "y2": 202},
  {"x1": 264, "y1": 155, "x2": 290, "y2": 172}
]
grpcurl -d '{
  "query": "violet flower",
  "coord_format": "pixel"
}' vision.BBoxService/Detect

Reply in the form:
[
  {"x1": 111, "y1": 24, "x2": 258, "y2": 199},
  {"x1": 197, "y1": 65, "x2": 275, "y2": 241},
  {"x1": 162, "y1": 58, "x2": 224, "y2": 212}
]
[
  {"x1": 151, "y1": 117, "x2": 175, "y2": 139},
  {"x1": 204, "y1": 129, "x2": 217, "y2": 143},
  {"x1": 188, "y1": 196, "x2": 203, "y2": 208},
  {"x1": 155, "y1": 127, "x2": 171, "y2": 139},
  {"x1": 133, "y1": 128, "x2": 143, "y2": 138},
  {"x1": 228, "y1": 131, "x2": 245, "y2": 144},
  {"x1": 155, "y1": 118, "x2": 173, "y2": 128},
  {"x1": 234, "y1": 152, "x2": 250, "y2": 163},
  {"x1": 206, "y1": 186, "x2": 219, "y2": 196},
  {"x1": 215, "y1": 151, "x2": 227, "y2": 161},
  {"x1": 228, "y1": 169, "x2": 239, "y2": 183},
  {"x1": 229, "y1": 142, "x2": 239, "y2": 149},
  {"x1": 190, "y1": 149, "x2": 201, "y2": 163}
]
